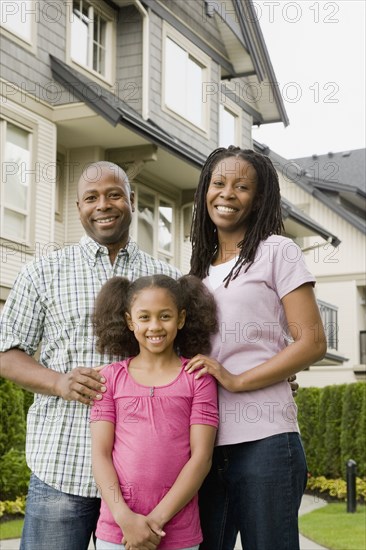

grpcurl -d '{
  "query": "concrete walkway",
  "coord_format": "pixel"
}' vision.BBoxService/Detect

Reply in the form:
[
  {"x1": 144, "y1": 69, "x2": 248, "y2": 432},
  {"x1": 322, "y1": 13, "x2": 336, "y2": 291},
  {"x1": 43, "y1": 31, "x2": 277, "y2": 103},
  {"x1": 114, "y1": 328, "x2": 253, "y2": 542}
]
[{"x1": 0, "y1": 494, "x2": 328, "y2": 550}]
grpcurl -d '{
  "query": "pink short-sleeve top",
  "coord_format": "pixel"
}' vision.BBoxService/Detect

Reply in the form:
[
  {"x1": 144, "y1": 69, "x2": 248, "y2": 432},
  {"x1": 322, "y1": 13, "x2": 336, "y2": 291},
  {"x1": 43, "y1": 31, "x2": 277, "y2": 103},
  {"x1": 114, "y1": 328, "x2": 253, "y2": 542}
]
[{"x1": 90, "y1": 356, "x2": 218, "y2": 548}]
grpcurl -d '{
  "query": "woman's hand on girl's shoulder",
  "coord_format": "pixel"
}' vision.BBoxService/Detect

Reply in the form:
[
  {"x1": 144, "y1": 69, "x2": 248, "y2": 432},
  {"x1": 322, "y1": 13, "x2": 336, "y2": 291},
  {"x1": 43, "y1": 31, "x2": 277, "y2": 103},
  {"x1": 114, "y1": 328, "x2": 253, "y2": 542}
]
[{"x1": 185, "y1": 355, "x2": 238, "y2": 392}]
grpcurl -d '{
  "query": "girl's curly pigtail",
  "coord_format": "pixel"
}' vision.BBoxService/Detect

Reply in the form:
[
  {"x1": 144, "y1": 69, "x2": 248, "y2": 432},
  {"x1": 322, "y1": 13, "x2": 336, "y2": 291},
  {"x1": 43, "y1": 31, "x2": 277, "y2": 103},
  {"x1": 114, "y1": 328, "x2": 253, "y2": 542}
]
[
  {"x1": 175, "y1": 275, "x2": 218, "y2": 357},
  {"x1": 92, "y1": 277, "x2": 138, "y2": 356}
]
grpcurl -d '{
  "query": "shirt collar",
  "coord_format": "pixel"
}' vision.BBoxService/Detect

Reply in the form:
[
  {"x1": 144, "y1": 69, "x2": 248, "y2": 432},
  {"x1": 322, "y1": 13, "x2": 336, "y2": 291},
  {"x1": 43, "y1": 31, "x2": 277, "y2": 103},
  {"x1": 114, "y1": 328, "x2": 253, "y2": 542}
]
[{"x1": 80, "y1": 235, "x2": 139, "y2": 266}]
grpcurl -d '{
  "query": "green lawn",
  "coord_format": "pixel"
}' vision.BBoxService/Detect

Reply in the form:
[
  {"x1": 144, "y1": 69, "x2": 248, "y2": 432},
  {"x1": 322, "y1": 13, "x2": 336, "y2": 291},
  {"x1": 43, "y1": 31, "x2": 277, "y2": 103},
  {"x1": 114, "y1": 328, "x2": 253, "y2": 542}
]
[
  {"x1": 299, "y1": 503, "x2": 366, "y2": 550},
  {"x1": 0, "y1": 518, "x2": 24, "y2": 540},
  {"x1": 1, "y1": 506, "x2": 365, "y2": 547}
]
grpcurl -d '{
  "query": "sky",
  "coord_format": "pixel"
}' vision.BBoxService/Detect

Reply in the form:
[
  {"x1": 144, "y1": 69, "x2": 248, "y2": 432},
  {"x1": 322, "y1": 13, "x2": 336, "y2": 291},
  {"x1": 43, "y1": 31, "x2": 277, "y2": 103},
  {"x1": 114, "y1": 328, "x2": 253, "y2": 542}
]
[{"x1": 251, "y1": 0, "x2": 366, "y2": 160}]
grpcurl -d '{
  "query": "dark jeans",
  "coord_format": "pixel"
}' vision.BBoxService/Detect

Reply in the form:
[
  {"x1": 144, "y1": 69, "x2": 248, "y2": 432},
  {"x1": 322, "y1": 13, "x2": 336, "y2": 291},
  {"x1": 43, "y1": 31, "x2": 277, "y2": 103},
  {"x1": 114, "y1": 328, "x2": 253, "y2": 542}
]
[
  {"x1": 199, "y1": 433, "x2": 307, "y2": 550},
  {"x1": 20, "y1": 474, "x2": 101, "y2": 550}
]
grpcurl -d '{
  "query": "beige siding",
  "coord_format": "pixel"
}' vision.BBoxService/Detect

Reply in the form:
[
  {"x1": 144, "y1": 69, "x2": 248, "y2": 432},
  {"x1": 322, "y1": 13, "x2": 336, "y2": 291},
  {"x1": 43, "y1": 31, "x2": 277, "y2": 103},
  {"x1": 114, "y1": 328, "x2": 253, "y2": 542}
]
[{"x1": 54, "y1": 219, "x2": 66, "y2": 248}]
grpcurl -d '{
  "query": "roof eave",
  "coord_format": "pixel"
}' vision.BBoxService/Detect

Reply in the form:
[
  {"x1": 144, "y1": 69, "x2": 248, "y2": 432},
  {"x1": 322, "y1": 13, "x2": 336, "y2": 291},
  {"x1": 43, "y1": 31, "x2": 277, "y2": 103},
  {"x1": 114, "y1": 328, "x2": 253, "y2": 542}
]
[
  {"x1": 50, "y1": 55, "x2": 206, "y2": 169},
  {"x1": 254, "y1": 139, "x2": 366, "y2": 235}
]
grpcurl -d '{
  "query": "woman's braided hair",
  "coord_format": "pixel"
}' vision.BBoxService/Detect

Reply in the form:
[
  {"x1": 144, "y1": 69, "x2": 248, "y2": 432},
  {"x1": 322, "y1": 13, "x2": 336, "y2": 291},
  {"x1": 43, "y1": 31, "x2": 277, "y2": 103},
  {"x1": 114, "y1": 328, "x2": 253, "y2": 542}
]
[{"x1": 190, "y1": 146, "x2": 284, "y2": 286}]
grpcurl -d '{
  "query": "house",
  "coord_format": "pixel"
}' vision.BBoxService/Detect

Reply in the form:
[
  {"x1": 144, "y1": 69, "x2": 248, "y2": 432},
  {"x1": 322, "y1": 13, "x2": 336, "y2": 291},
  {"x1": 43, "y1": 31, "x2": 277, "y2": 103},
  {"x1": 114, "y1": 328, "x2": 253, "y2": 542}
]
[
  {"x1": 1, "y1": 0, "x2": 344, "y2": 375},
  {"x1": 1, "y1": 0, "x2": 290, "y2": 296},
  {"x1": 254, "y1": 145, "x2": 366, "y2": 385}
]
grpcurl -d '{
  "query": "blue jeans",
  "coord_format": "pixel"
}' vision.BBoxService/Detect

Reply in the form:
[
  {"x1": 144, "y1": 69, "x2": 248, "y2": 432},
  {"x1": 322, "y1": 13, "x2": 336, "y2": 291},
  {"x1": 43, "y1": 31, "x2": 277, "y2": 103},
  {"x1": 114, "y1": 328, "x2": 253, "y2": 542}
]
[
  {"x1": 199, "y1": 432, "x2": 307, "y2": 550},
  {"x1": 20, "y1": 474, "x2": 101, "y2": 550}
]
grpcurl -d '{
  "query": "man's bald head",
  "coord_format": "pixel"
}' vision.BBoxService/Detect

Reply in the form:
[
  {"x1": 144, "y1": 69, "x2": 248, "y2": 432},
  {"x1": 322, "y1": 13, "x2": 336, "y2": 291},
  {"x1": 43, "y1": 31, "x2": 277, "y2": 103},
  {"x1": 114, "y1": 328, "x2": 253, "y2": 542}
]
[{"x1": 77, "y1": 161, "x2": 130, "y2": 199}]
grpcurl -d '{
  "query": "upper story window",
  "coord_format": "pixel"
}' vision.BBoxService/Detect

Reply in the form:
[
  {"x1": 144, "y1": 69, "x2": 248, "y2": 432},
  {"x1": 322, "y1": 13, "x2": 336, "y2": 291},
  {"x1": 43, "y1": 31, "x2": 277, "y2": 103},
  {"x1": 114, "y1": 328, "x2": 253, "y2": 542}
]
[
  {"x1": 1, "y1": 119, "x2": 32, "y2": 242},
  {"x1": 69, "y1": 0, "x2": 116, "y2": 83},
  {"x1": 131, "y1": 185, "x2": 175, "y2": 264},
  {"x1": 219, "y1": 101, "x2": 242, "y2": 148},
  {"x1": 163, "y1": 24, "x2": 210, "y2": 132},
  {"x1": 0, "y1": 0, "x2": 36, "y2": 49}
]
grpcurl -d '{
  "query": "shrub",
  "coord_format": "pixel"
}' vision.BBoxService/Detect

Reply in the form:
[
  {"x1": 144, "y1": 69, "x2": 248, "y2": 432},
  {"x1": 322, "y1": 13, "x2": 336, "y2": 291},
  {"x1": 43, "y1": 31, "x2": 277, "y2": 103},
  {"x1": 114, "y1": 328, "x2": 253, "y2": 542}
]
[
  {"x1": 0, "y1": 379, "x2": 26, "y2": 457},
  {"x1": 22, "y1": 389, "x2": 34, "y2": 418},
  {"x1": 298, "y1": 383, "x2": 366, "y2": 481},
  {"x1": 296, "y1": 386, "x2": 321, "y2": 475},
  {"x1": 322, "y1": 384, "x2": 347, "y2": 478},
  {"x1": 356, "y1": 387, "x2": 366, "y2": 477},
  {"x1": 0, "y1": 496, "x2": 26, "y2": 518},
  {"x1": 306, "y1": 475, "x2": 366, "y2": 502},
  {"x1": 0, "y1": 380, "x2": 31, "y2": 501},
  {"x1": 0, "y1": 449, "x2": 30, "y2": 501},
  {"x1": 340, "y1": 383, "x2": 366, "y2": 477}
]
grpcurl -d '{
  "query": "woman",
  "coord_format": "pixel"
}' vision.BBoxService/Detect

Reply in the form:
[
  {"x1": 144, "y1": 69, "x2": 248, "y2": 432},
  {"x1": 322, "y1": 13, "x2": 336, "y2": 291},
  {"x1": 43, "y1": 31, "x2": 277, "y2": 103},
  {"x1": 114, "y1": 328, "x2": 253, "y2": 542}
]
[{"x1": 186, "y1": 146, "x2": 327, "y2": 550}]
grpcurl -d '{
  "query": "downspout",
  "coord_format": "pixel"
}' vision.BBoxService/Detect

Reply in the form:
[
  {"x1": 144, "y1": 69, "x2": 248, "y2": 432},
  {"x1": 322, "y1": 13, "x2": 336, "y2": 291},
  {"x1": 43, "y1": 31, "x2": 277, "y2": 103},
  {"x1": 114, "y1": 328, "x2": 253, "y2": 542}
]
[{"x1": 134, "y1": 0, "x2": 149, "y2": 120}]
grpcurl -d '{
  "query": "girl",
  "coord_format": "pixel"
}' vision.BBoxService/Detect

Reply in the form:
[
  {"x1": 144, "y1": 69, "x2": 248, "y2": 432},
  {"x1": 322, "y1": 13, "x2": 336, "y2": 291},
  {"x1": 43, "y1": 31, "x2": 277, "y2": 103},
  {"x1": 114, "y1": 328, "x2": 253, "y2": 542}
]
[
  {"x1": 90, "y1": 274, "x2": 219, "y2": 550},
  {"x1": 186, "y1": 146, "x2": 327, "y2": 550}
]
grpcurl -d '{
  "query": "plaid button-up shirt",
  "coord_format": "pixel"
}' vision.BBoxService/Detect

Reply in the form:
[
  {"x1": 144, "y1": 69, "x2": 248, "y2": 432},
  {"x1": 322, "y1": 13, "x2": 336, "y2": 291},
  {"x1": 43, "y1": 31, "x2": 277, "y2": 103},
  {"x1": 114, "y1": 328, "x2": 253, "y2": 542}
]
[{"x1": 0, "y1": 236, "x2": 181, "y2": 497}]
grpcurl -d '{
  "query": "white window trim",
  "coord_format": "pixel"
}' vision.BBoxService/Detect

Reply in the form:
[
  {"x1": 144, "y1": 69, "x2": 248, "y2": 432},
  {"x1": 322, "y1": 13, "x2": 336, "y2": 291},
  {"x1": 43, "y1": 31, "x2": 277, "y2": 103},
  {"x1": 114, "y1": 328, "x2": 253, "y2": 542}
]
[
  {"x1": 0, "y1": 112, "x2": 37, "y2": 247},
  {"x1": 65, "y1": 0, "x2": 117, "y2": 87},
  {"x1": 0, "y1": 0, "x2": 37, "y2": 54},
  {"x1": 219, "y1": 95, "x2": 243, "y2": 148},
  {"x1": 131, "y1": 182, "x2": 175, "y2": 262},
  {"x1": 162, "y1": 22, "x2": 211, "y2": 136},
  {"x1": 55, "y1": 151, "x2": 66, "y2": 223}
]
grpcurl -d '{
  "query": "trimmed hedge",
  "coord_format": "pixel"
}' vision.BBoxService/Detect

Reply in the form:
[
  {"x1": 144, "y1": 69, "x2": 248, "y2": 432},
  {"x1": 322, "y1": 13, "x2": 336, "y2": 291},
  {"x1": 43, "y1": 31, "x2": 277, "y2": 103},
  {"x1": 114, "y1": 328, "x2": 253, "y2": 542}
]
[
  {"x1": 296, "y1": 386, "x2": 321, "y2": 474},
  {"x1": 298, "y1": 382, "x2": 366, "y2": 479},
  {"x1": 0, "y1": 380, "x2": 31, "y2": 500},
  {"x1": 340, "y1": 383, "x2": 365, "y2": 473},
  {"x1": 0, "y1": 450, "x2": 30, "y2": 501},
  {"x1": 0, "y1": 379, "x2": 26, "y2": 457},
  {"x1": 0, "y1": 378, "x2": 364, "y2": 502}
]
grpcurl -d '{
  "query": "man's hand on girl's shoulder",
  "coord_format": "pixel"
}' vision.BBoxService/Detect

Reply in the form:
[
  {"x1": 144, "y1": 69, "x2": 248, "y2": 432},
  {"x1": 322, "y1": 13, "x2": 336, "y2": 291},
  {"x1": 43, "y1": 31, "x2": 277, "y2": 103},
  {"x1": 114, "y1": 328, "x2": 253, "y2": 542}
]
[{"x1": 54, "y1": 366, "x2": 107, "y2": 405}]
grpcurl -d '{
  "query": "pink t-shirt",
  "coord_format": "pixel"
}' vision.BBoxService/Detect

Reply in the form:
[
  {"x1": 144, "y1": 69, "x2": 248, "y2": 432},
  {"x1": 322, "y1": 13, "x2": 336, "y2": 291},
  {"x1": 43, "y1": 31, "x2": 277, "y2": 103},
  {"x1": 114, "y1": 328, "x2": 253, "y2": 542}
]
[
  {"x1": 205, "y1": 235, "x2": 316, "y2": 446},
  {"x1": 90, "y1": 356, "x2": 218, "y2": 549}
]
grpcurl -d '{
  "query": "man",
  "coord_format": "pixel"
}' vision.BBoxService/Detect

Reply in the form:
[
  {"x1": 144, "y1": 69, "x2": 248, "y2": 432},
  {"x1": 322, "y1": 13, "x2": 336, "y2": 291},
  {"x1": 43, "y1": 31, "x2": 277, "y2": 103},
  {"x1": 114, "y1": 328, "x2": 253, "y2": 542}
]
[{"x1": 0, "y1": 162, "x2": 181, "y2": 550}]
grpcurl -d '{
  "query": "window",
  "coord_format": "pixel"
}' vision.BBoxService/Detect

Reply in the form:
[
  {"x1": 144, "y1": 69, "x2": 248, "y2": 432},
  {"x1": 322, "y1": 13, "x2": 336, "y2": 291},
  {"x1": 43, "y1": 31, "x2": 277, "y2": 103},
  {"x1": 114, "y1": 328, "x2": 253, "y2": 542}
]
[
  {"x1": 69, "y1": 0, "x2": 115, "y2": 81},
  {"x1": 219, "y1": 105, "x2": 237, "y2": 147},
  {"x1": 0, "y1": 0, "x2": 35, "y2": 47},
  {"x1": 133, "y1": 186, "x2": 175, "y2": 264},
  {"x1": 158, "y1": 200, "x2": 173, "y2": 257},
  {"x1": 318, "y1": 299, "x2": 338, "y2": 351},
  {"x1": 360, "y1": 331, "x2": 366, "y2": 365},
  {"x1": 163, "y1": 26, "x2": 210, "y2": 130},
  {"x1": 219, "y1": 100, "x2": 242, "y2": 148},
  {"x1": 1, "y1": 120, "x2": 32, "y2": 242}
]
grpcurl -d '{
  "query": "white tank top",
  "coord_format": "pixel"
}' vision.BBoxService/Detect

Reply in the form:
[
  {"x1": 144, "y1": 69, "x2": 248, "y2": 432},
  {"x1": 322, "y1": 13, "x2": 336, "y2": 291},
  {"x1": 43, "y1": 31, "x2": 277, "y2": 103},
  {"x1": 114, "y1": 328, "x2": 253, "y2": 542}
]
[{"x1": 208, "y1": 257, "x2": 237, "y2": 290}]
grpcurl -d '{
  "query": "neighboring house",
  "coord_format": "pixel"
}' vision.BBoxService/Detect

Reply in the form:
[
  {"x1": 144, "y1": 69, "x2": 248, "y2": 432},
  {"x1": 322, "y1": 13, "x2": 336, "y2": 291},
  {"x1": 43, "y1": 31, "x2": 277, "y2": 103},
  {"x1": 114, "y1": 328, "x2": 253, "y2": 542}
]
[
  {"x1": 1, "y1": 0, "x2": 343, "y2": 375},
  {"x1": 255, "y1": 144, "x2": 366, "y2": 386}
]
